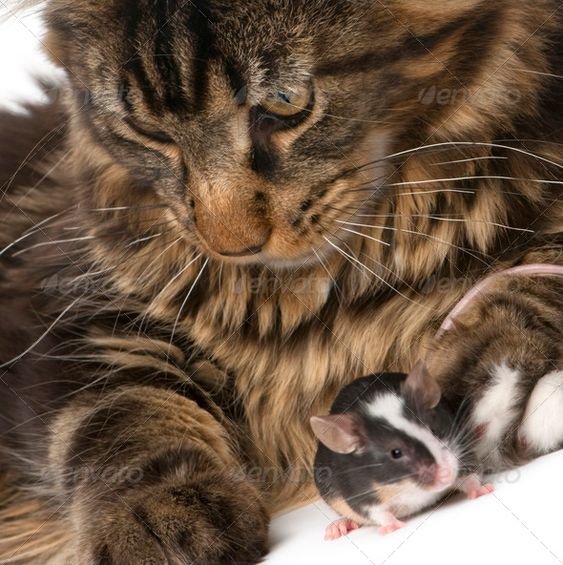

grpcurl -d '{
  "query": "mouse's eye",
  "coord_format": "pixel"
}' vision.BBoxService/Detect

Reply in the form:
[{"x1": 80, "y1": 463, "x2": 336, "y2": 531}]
[{"x1": 390, "y1": 449, "x2": 404, "y2": 460}]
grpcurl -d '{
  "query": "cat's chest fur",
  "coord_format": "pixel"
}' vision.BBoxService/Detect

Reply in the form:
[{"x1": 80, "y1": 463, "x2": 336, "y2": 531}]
[{"x1": 167, "y1": 261, "x2": 461, "y2": 505}]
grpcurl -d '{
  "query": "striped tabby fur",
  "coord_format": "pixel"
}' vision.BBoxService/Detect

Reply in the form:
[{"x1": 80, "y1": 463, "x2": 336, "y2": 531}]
[{"x1": 1, "y1": 0, "x2": 563, "y2": 562}]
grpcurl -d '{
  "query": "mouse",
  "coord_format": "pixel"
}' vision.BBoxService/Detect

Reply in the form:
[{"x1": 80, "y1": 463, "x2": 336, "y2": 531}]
[
  {"x1": 311, "y1": 368, "x2": 494, "y2": 541},
  {"x1": 311, "y1": 264, "x2": 563, "y2": 541}
]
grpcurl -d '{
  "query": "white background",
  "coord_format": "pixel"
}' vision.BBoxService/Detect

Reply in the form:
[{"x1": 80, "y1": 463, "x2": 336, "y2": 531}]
[{"x1": 1, "y1": 5, "x2": 563, "y2": 565}]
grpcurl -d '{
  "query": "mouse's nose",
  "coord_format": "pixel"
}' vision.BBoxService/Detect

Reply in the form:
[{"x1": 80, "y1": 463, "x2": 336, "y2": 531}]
[{"x1": 416, "y1": 462, "x2": 438, "y2": 486}]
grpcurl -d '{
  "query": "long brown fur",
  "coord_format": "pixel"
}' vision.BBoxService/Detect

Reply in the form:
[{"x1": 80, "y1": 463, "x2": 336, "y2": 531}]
[{"x1": 1, "y1": 0, "x2": 563, "y2": 562}]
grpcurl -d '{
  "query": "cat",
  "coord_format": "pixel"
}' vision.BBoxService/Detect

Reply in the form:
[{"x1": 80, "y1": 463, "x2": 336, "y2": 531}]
[{"x1": 1, "y1": 0, "x2": 563, "y2": 562}]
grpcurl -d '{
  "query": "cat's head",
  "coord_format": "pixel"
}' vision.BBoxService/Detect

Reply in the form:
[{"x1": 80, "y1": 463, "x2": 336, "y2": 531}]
[{"x1": 34, "y1": 0, "x2": 546, "y2": 268}]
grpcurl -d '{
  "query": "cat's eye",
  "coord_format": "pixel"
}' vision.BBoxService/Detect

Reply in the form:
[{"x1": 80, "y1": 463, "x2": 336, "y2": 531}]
[
  {"x1": 259, "y1": 83, "x2": 314, "y2": 120},
  {"x1": 124, "y1": 117, "x2": 175, "y2": 145}
]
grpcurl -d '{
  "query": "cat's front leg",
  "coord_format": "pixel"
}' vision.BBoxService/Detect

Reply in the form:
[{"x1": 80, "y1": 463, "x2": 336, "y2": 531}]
[
  {"x1": 428, "y1": 271, "x2": 563, "y2": 470},
  {"x1": 48, "y1": 385, "x2": 269, "y2": 564}
]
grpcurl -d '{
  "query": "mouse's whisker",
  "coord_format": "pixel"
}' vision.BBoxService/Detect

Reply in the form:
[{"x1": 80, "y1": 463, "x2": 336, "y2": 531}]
[
  {"x1": 452, "y1": 437, "x2": 485, "y2": 462},
  {"x1": 455, "y1": 436, "x2": 484, "y2": 454},
  {"x1": 328, "y1": 463, "x2": 385, "y2": 478},
  {"x1": 342, "y1": 473, "x2": 419, "y2": 503},
  {"x1": 448, "y1": 401, "x2": 475, "y2": 445},
  {"x1": 451, "y1": 418, "x2": 479, "y2": 450}
]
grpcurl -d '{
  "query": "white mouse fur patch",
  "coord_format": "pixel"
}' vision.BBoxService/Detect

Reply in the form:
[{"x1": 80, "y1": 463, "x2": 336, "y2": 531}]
[
  {"x1": 366, "y1": 393, "x2": 459, "y2": 481},
  {"x1": 520, "y1": 370, "x2": 563, "y2": 454},
  {"x1": 369, "y1": 482, "x2": 444, "y2": 522},
  {"x1": 473, "y1": 362, "x2": 521, "y2": 465}
]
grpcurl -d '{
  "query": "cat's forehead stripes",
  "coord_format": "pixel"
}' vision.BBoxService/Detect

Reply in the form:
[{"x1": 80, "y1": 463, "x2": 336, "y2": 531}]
[
  {"x1": 106, "y1": 1, "x2": 350, "y2": 117},
  {"x1": 114, "y1": 0, "x2": 497, "y2": 107},
  {"x1": 153, "y1": 0, "x2": 190, "y2": 113},
  {"x1": 120, "y1": 0, "x2": 161, "y2": 114},
  {"x1": 188, "y1": 0, "x2": 216, "y2": 113},
  {"x1": 119, "y1": 0, "x2": 214, "y2": 116},
  {"x1": 315, "y1": 3, "x2": 493, "y2": 77},
  {"x1": 38, "y1": 0, "x2": 560, "y2": 269}
]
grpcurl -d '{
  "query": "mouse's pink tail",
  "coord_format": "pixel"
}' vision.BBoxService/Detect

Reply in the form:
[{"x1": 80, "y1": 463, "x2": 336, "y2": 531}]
[{"x1": 411, "y1": 264, "x2": 563, "y2": 381}]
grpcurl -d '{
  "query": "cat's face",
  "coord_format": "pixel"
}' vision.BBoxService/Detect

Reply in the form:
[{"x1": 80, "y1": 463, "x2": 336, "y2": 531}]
[{"x1": 44, "y1": 0, "x2": 490, "y2": 267}]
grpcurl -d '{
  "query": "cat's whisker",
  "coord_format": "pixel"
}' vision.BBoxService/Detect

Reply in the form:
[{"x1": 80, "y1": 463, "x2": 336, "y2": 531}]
[
  {"x1": 0, "y1": 228, "x2": 45, "y2": 259},
  {"x1": 384, "y1": 141, "x2": 563, "y2": 170},
  {"x1": 11, "y1": 235, "x2": 97, "y2": 257},
  {"x1": 28, "y1": 234, "x2": 181, "y2": 267},
  {"x1": 132, "y1": 244, "x2": 198, "y2": 336},
  {"x1": 385, "y1": 175, "x2": 563, "y2": 188},
  {"x1": 0, "y1": 127, "x2": 68, "y2": 203},
  {"x1": 338, "y1": 148, "x2": 464, "y2": 178},
  {"x1": 336, "y1": 220, "x2": 492, "y2": 265},
  {"x1": 20, "y1": 208, "x2": 74, "y2": 235},
  {"x1": 393, "y1": 189, "x2": 475, "y2": 197},
  {"x1": 167, "y1": 258, "x2": 209, "y2": 360},
  {"x1": 431, "y1": 156, "x2": 509, "y2": 166},
  {"x1": 0, "y1": 297, "x2": 82, "y2": 369},
  {"x1": 322, "y1": 236, "x2": 428, "y2": 308},
  {"x1": 414, "y1": 216, "x2": 534, "y2": 234},
  {"x1": 10, "y1": 221, "x2": 178, "y2": 258},
  {"x1": 344, "y1": 182, "x2": 539, "y2": 200},
  {"x1": 125, "y1": 232, "x2": 163, "y2": 248},
  {"x1": 347, "y1": 141, "x2": 563, "y2": 180},
  {"x1": 132, "y1": 236, "x2": 185, "y2": 281},
  {"x1": 345, "y1": 185, "x2": 477, "y2": 197},
  {"x1": 508, "y1": 66, "x2": 563, "y2": 80},
  {"x1": 330, "y1": 151, "x2": 430, "y2": 182},
  {"x1": 312, "y1": 248, "x2": 343, "y2": 300},
  {"x1": 12, "y1": 209, "x2": 170, "y2": 248},
  {"x1": 326, "y1": 224, "x2": 423, "y2": 296},
  {"x1": 66, "y1": 268, "x2": 115, "y2": 283},
  {"x1": 89, "y1": 204, "x2": 168, "y2": 213},
  {"x1": 354, "y1": 216, "x2": 535, "y2": 235},
  {"x1": 148, "y1": 254, "x2": 202, "y2": 304},
  {"x1": 339, "y1": 227, "x2": 390, "y2": 247},
  {"x1": 496, "y1": 137, "x2": 563, "y2": 147}
]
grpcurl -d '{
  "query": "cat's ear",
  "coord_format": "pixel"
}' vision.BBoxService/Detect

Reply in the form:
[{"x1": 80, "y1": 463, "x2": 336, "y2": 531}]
[
  {"x1": 401, "y1": 361, "x2": 442, "y2": 410},
  {"x1": 310, "y1": 414, "x2": 362, "y2": 454}
]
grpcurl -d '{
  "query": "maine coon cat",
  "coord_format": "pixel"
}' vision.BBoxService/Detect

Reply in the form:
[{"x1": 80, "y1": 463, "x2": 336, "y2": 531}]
[{"x1": 1, "y1": 1, "x2": 562, "y2": 562}]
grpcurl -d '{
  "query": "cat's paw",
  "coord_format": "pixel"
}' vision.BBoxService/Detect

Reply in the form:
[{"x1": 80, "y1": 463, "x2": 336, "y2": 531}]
[
  {"x1": 425, "y1": 278, "x2": 563, "y2": 469},
  {"x1": 72, "y1": 468, "x2": 269, "y2": 564}
]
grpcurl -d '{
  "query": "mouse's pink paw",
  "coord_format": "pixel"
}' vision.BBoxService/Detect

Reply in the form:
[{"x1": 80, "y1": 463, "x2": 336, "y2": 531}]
[
  {"x1": 460, "y1": 475, "x2": 495, "y2": 500},
  {"x1": 324, "y1": 519, "x2": 360, "y2": 541},
  {"x1": 378, "y1": 517, "x2": 406, "y2": 536},
  {"x1": 466, "y1": 483, "x2": 495, "y2": 500}
]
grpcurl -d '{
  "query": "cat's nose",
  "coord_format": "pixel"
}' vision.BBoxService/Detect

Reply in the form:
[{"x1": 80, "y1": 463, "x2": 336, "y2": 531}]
[{"x1": 193, "y1": 198, "x2": 271, "y2": 259}]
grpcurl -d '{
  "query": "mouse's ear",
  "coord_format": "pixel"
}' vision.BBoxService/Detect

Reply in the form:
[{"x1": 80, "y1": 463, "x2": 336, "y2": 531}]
[
  {"x1": 402, "y1": 361, "x2": 442, "y2": 410},
  {"x1": 310, "y1": 414, "x2": 362, "y2": 454}
]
